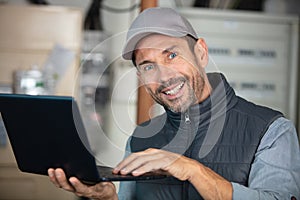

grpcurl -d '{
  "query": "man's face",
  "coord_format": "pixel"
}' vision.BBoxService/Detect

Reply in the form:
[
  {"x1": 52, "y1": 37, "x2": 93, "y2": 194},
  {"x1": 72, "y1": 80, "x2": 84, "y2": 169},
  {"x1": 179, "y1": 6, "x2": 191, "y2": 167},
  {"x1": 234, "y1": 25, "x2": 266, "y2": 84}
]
[{"x1": 134, "y1": 34, "x2": 209, "y2": 113}]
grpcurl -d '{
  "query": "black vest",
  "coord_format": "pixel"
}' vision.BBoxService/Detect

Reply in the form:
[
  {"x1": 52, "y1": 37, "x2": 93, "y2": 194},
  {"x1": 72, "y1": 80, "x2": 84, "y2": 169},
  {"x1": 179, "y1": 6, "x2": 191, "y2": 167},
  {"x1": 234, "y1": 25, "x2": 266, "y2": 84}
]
[{"x1": 130, "y1": 73, "x2": 282, "y2": 200}]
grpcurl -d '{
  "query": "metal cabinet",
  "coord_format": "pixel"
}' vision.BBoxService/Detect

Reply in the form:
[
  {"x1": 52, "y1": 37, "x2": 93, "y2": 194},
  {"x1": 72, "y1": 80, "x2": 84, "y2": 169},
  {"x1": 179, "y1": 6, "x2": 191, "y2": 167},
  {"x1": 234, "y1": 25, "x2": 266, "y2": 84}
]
[{"x1": 179, "y1": 8, "x2": 299, "y2": 130}]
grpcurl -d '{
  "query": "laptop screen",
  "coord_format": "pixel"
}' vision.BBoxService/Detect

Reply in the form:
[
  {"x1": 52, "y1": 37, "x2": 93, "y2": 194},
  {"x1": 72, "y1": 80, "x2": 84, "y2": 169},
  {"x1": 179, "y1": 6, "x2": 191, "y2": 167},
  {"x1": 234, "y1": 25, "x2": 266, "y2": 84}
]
[{"x1": 0, "y1": 93, "x2": 101, "y2": 182}]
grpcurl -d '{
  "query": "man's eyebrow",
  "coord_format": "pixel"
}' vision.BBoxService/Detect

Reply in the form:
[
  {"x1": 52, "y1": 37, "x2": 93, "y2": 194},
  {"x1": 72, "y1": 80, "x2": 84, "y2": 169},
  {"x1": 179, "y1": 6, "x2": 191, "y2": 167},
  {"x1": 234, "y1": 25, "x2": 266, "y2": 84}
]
[
  {"x1": 162, "y1": 45, "x2": 177, "y2": 54},
  {"x1": 137, "y1": 60, "x2": 153, "y2": 67},
  {"x1": 137, "y1": 45, "x2": 178, "y2": 66}
]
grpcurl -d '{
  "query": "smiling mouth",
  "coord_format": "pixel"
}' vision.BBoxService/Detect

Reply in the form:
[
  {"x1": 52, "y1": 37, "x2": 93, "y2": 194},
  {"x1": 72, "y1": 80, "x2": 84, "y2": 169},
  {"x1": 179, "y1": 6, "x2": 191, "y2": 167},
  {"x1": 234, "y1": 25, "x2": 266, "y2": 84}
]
[{"x1": 163, "y1": 81, "x2": 185, "y2": 95}]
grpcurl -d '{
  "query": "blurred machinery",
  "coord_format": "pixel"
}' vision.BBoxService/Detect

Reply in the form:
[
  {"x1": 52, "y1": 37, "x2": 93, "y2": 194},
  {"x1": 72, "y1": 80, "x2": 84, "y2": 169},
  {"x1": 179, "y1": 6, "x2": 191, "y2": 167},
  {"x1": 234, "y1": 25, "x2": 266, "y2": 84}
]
[{"x1": 0, "y1": 5, "x2": 82, "y2": 200}]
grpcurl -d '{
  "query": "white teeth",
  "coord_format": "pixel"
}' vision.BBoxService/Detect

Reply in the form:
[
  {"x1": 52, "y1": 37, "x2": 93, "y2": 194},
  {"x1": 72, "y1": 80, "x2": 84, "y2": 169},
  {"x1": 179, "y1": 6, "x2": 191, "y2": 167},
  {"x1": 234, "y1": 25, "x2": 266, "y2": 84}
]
[{"x1": 165, "y1": 82, "x2": 184, "y2": 95}]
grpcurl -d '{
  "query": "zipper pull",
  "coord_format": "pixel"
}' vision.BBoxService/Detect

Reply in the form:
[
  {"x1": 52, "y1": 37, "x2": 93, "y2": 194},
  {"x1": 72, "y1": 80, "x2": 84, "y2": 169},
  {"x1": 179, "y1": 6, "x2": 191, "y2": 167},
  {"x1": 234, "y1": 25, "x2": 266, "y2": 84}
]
[{"x1": 185, "y1": 112, "x2": 191, "y2": 124}]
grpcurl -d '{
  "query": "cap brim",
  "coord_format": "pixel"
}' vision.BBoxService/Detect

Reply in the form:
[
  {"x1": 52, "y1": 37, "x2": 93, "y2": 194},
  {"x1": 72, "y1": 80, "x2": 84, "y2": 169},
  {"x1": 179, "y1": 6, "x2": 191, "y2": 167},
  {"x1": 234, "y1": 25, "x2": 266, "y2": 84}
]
[{"x1": 122, "y1": 28, "x2": 188, "y2": 60}]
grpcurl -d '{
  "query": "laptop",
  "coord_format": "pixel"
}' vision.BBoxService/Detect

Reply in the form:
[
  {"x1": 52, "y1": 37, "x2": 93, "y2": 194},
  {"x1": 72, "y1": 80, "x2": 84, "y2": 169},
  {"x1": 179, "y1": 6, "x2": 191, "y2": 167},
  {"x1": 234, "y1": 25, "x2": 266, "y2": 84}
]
[{"x1": 0, "y1": 93, "x2": 166, "y2": 185}]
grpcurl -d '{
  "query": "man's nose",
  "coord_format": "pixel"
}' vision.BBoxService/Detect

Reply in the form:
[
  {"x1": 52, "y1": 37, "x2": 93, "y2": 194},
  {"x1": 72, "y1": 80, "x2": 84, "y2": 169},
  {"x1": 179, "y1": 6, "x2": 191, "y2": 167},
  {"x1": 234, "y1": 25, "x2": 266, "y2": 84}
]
[{"x1": 157, "y1": 65, "x2": 177, "y2": 82}]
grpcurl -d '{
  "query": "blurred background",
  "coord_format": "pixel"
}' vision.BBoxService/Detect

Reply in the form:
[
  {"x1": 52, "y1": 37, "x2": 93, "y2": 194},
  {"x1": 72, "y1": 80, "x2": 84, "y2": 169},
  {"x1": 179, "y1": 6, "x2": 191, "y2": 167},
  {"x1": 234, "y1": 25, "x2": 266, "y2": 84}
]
[{"x1": 0, "y1": 0, "x2": 299, "y2": 199}]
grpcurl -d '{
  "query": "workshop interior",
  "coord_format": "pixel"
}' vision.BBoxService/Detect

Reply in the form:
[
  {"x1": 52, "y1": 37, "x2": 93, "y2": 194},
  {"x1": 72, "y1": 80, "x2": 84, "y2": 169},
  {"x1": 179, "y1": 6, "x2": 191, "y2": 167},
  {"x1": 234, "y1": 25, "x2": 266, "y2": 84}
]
[{"x1": 0, "y1": 0, "x2": 299, "y2": 199}]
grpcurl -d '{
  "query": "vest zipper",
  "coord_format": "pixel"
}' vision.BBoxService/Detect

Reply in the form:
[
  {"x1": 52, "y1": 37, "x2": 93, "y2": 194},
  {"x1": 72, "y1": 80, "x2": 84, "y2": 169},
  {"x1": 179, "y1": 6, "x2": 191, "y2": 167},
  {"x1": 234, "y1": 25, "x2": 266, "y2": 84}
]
[
  {"x1": 183, "y1": 110, "x2": 192, "y2": 199},
  {"x1": 184, "y1": 112, "x2": 191, "y2": 124}
]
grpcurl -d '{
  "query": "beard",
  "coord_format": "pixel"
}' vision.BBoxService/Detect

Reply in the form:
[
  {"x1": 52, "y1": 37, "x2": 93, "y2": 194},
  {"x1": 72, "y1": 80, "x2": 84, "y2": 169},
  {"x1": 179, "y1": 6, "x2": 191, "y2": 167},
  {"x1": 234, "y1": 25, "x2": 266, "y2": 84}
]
[{"x1": 147, "y1": 73, "x2": 205, "y2": 113}]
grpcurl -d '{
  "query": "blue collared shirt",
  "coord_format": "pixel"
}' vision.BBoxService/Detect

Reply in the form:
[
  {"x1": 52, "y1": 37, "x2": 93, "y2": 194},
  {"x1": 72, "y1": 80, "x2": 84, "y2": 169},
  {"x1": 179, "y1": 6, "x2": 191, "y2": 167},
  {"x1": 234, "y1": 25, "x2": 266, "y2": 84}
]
[
  {"x1": 232, "y1": 117, "x2": 300, "y2": 199},
  {"x1": 118, "y1": 117, "x2": 300, "y2": 199}
]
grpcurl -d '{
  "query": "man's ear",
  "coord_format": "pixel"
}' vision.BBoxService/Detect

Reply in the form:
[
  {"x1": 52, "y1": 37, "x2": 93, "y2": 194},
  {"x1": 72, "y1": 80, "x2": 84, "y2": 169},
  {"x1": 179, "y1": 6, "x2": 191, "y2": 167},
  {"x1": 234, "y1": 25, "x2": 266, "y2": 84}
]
[{"x1": 194, "y1": 38, "x2": 209, "y2": 68}]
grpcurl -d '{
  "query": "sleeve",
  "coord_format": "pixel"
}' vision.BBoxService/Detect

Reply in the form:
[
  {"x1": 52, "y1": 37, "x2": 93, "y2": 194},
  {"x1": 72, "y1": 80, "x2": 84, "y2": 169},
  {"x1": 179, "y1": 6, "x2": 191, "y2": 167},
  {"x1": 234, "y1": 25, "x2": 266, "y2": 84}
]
[
  {"x1": 232, "y1": 117, "x2": 300, "y2": 200},
  {"x1": 117, "y1": 136, "x2": 136, "y2": 200}
]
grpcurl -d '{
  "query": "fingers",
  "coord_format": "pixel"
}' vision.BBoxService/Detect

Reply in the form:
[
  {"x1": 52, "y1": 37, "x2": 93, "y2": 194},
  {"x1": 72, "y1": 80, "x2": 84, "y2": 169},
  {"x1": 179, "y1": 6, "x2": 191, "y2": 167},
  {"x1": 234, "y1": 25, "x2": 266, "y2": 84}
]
[
  {"x1": 48, "y1": 168, "x2": 118, "y2": 200},
  {"x1": 113, "y1": 148, "x2": 179, "y2": 176},
  {"x1": 68, "y1": 177, "x2": 90, "y2": 197},
  {"x1": 47, "y1": 168, "x2": 75, "y2": 192},
  {"x1": 113, "y1": 149, "x2": 156, "y2": 175},
  {"x1": 70, "y1": 178, "x2": 117, "y2": 200},
  {"x1": 113, "y1": 148, "x2": 192, "y2": 180},
  {"x1": 48, "y1": 168, "x2": 60, "y2": 188}
]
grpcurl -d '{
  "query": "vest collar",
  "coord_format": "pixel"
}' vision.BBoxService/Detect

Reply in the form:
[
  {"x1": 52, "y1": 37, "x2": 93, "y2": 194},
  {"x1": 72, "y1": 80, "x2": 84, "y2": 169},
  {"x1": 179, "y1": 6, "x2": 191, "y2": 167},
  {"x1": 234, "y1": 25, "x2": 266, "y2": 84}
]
[{"x1": 165, "y1": 73, "x2": 238, "y2": 128}]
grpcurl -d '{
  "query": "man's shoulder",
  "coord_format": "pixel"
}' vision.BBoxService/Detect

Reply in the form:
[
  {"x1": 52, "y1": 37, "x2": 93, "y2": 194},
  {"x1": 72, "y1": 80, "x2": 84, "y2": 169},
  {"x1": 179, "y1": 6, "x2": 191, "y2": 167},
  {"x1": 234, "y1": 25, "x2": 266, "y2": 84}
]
[
  {"x1": 259, "y1": 117, "x2": 297, "y2": 149},
  {"x1": 233, "y1": 96, "x2": 283, "y2": 123}
]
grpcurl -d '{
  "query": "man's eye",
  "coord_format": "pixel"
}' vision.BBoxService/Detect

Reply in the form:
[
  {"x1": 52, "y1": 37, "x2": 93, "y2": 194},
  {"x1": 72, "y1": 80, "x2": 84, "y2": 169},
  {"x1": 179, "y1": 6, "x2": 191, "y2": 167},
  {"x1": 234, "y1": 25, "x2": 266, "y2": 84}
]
[
  {"x1": 168, "y1": 52, "x2": 177, "y2": 59},
  {"x1": 143, "y1": 64, "x2": 155, "y2": 71}
]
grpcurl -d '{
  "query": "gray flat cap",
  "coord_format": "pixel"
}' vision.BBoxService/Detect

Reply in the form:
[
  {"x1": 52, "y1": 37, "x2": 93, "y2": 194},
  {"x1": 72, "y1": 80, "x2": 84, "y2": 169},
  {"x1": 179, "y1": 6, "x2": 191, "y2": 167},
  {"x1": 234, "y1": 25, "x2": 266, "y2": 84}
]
[{"x1": 122, "y1": 7, "x2": 198, "y2": 60}]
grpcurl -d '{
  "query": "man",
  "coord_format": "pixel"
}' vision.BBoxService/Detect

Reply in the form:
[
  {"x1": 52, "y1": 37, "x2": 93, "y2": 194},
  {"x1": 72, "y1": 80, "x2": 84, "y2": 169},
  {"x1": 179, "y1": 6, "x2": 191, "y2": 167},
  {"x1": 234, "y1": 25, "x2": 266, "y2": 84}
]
[{"x1": 48, "y1": 7, "x2": 300, "y2": 199}]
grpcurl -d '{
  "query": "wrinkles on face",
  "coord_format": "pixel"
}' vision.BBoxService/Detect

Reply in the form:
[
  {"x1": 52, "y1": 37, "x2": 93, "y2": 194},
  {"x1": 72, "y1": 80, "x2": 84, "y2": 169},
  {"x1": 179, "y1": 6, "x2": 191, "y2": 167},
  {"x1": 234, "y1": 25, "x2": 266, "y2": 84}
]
[
  {"x1": 136, "y1": 34, "x2": 209, "y2": 113},
  {"x1": 145, "y1": 75, "x2": 197, "y2": 113}
]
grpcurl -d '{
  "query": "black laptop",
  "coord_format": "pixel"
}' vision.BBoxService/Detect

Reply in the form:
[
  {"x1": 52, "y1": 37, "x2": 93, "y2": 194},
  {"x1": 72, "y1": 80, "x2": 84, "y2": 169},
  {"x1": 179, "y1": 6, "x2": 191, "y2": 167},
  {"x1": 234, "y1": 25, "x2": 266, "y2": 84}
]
[{"x1": 0, "y1": 93, "x2": 166, "y2": 185}]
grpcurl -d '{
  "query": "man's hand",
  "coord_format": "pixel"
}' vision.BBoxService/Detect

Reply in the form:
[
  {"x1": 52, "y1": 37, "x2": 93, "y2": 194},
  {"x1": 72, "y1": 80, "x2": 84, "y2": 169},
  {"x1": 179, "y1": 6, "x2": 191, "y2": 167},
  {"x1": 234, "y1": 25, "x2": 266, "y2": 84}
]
[
  {"x1": 113, "y1": 148, "x2": 196, "y2": 181},
  {"x1": 48, "y1": 168, "x2": 118, "y2": 200},
  {"x1": 113, "y1": 148, "x2": 232, "y2": 200}
]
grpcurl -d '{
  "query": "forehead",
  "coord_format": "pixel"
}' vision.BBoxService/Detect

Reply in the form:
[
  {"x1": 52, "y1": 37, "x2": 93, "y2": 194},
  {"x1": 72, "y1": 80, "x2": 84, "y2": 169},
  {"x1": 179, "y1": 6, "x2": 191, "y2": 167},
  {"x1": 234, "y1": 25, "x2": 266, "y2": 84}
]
[
  {"x1": 134, "y1": 34, "x2": 187, "y2": 63},
  {"x1": 135, "y1": 34, "x2": 185, "y2": 51}
]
